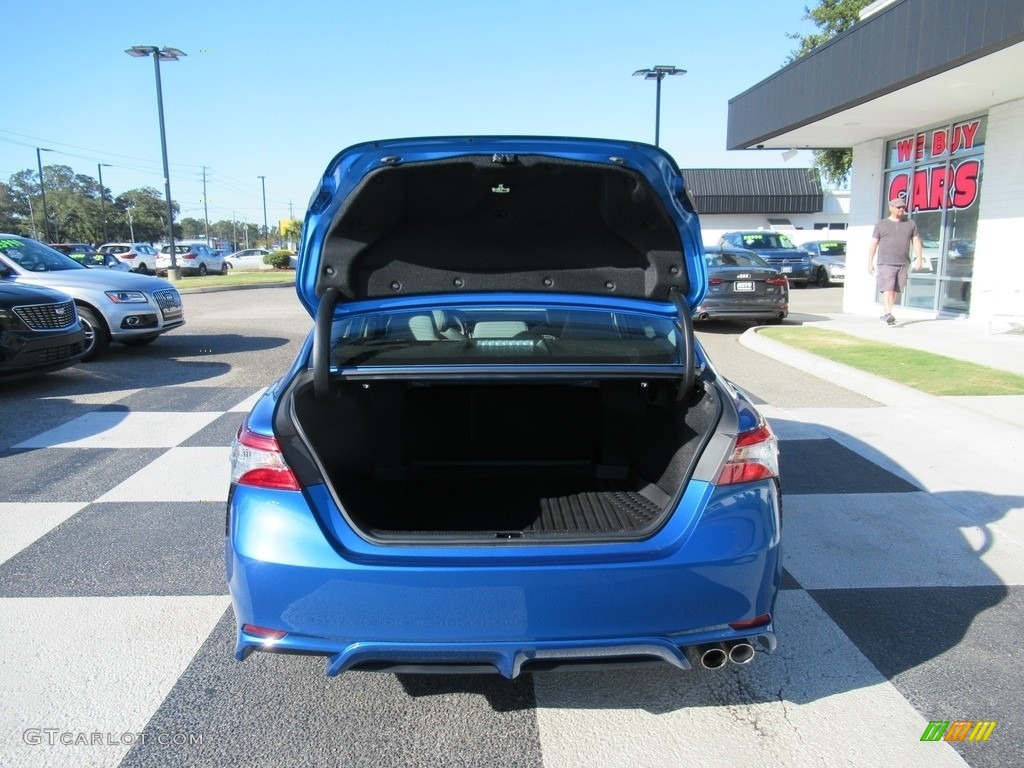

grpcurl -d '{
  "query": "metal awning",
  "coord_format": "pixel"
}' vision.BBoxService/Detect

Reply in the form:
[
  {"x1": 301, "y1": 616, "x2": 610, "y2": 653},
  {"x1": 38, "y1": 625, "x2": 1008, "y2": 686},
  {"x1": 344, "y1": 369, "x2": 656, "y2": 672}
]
[{"x1": 680, "y1": 168, "x2": 823, "y2": 215}]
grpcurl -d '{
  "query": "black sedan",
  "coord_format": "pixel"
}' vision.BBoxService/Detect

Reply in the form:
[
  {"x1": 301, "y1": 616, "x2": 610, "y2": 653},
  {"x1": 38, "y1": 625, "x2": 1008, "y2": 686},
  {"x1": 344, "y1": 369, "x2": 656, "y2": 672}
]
[
  {"x1": 0, "y1": 282, "x2": 86, "y2": 379},
  {"x1": 692, "y1": 246, "x2": 789, "y2": 323}
]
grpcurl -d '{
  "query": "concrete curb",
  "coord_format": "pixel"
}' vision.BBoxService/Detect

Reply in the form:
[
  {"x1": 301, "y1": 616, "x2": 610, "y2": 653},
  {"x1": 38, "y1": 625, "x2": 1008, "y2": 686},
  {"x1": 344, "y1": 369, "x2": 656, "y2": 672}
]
[{"x1": 739, "y1": 326, "x2": 939, "y2": 408}]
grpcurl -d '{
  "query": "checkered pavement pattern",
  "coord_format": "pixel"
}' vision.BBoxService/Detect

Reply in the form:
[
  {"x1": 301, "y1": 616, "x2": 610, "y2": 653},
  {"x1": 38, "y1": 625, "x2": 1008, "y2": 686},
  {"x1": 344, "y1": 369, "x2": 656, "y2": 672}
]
[{"x1": 1, "y1": 387, "x2": 1020, "y2": 767}]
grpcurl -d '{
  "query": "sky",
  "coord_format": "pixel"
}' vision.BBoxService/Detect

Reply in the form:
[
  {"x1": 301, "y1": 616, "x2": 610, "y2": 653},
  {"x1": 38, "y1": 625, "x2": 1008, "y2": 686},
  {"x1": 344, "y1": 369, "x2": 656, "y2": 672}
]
[{"x1": 1, "y1": 0, "x2": 817, "y2": 233}]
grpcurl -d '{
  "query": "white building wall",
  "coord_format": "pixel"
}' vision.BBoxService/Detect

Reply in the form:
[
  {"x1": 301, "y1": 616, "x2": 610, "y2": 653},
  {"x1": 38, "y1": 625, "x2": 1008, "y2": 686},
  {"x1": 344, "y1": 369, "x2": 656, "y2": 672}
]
[
  {"x1": 699, "y1": 189, "x2": 850, "y2": 246},
  {"x1": 971, "y1": 97, "x2": 1024, "y2": 327}
]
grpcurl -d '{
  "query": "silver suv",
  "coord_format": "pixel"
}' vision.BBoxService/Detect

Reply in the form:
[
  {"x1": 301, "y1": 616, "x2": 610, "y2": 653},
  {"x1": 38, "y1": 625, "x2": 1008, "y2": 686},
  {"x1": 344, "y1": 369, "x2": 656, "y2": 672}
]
[{"x1": 0, "y1": 235, "x2": 184, "y2": 360}]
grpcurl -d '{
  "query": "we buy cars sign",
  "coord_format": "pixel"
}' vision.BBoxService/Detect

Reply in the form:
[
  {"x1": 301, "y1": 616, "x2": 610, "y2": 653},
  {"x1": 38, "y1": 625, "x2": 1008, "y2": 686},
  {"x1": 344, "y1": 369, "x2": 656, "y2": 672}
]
[{"x1": 887, "y1": 118, "x2": 982, "y2": 213}]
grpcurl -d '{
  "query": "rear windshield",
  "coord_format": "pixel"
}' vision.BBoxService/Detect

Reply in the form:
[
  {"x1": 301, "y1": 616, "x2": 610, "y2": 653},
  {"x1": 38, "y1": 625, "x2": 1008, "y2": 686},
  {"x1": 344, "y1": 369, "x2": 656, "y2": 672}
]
[
  {"x1": 706, "y1": 251, "x2": 769, "y2": 268},
  {"x1": 815, "y1": 241, "x2": 846, "y2": 256},
  {"x1": 330, "y1": 306, "x2": 681, "y2": 367},
  {"x1": 740, "y1": 232, "x2": 795, "y2": 249}
]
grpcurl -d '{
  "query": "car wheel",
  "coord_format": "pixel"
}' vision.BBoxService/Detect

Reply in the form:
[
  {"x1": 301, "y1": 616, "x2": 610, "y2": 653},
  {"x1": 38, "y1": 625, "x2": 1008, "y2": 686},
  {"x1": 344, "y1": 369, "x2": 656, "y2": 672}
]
[
  {"x1": 136, "y1": 263, "x2": 150, "y2": 275},
  {"x1": 76, "y1": 305, "x2": 110, "y2": 361},
  {"x1": 766, "y1": 315, "x2": 785, "y2": 324},
  {"x1": 198, "y1": 263, "x2": 208, "y2": 276},
  {"x1": 220, "y1": 261, "x2": 229, "y2": 275},
  {"x1": 122, "y1": 335, "x2": 159, "y2": 347},
  {"x1": 816, "y1": 267, "x2": 830, "y2": 287}
]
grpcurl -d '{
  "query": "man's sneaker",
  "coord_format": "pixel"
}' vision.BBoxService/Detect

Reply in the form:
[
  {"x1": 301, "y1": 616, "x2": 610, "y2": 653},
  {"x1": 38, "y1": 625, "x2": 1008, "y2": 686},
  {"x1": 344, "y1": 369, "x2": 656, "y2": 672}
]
[
  {"x1": 886, "y1": 313, "x2": 896, "y2": 325},
  {"x1": 880, "y1": 313, "x2": 891, "y2": 324}
]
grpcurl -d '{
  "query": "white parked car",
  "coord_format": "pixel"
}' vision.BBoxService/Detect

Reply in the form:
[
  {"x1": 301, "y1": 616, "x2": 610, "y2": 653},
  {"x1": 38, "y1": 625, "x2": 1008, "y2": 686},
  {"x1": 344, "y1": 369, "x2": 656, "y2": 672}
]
[
  {"x1": 224, "y1": 248, "x2": 272, "y2": 271},
  {"x1": 156, "y1": 243, "x2": 226, "y2": 276},
  {"x1": 798, "y1": 239, "x2": 846, "y2": 286},
  {"x1": 98, "y1": 243, "x2": 159, "y2": 274}
]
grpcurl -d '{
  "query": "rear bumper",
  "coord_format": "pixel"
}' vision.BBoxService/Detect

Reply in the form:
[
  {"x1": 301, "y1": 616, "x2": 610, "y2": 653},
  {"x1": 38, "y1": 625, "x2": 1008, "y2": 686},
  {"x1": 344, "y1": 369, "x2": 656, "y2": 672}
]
[
  {"x1": 226, "y1": 480, "x2": 782, "y2": 677},
  {"x1": 693, "y1": 299, "x2": 788, "y2": 321}
]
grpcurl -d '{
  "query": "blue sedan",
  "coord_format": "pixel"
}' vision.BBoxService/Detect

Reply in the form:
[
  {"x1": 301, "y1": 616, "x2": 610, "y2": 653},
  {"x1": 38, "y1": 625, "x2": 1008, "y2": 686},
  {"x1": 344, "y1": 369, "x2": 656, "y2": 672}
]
[{"x1": 226, "y1": 136, "x2": 782, "y2": 678}]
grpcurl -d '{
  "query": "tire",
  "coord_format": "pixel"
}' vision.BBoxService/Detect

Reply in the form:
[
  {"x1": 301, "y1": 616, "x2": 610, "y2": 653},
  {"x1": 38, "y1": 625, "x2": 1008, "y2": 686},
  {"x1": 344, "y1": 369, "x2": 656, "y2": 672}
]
[
  {"x1": 122, "y1": 335, "x2": 159, "y2": 347},
  {"x1": 220, "y1": 261, "x2": 228, "y2": 275},
  {"x1": 816, "y1": 267, "x2": 830, "y2": 287},
  {"x1": 766, "y1": 315, "x2": 785, "y2": 325},
  {"x1": 136, "y1": 263, "x2": 150, "y2": 275},
  {"x1": 76, "y1": 305, "x2": 110, "y2": 361},
  {"x1": 198, "y1": 263, "x2": 208, "y2": 276}
]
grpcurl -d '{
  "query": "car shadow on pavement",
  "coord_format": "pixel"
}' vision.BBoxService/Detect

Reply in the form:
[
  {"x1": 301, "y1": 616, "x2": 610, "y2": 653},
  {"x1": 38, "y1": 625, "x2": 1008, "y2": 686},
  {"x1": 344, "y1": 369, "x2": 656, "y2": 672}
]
[{"x1": 388, "y1": 424, "x2": 1023, "y2": 727}]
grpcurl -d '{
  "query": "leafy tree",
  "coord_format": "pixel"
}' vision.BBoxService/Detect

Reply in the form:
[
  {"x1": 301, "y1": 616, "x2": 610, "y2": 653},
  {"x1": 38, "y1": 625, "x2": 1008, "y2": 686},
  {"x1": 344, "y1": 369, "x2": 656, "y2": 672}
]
[
  {"x1": 281, "y1": 218, "x2": 302, "y2": 247},
  {"x1": 113, "y1": 187, "x2": 180, "y2": 244},
  {"x1": 0, "y1": 182, "x2": 20, "y2": 234},
  {"x1": 788, "y1": 0, "x2": 872, "y2": 186},
  {"x1": 179, "y1": 217, "x2": 207, "y2": 240}
]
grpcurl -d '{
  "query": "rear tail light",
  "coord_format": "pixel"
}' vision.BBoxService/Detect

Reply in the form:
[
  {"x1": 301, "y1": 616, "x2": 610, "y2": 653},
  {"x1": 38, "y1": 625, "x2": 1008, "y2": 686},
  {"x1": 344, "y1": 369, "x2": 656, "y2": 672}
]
[
  {"x1": 714, "y1": 420, "x2": 779, "y2": 485},
  {"x1": 765, "y1": 276, "x2": 789, "y2": 287},
  {"x1": 231, "y1": 421, "x2": 301, "y2": 490},
  {"x1": 121, "y1": 253, "x2": 136, "y2": 259},
  {"x1": 708, "y1": 277, "x2": 724, "y2": 285},
  {"x1": 730, "y1": 613, "x2": 772, "y2": 630},
  {"x1": 182, "y1": 253, "x2": 197, "y2": 260}
]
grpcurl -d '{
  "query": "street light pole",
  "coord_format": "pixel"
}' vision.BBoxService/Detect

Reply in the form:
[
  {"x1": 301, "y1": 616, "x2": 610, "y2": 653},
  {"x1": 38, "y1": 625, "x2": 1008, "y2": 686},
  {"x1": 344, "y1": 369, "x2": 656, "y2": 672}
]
[
  {"x1": 36, "y1": 147, "x2": 53, "y2": 242},
  {"x1": 125, "y1": 45, "x2": 185, "y2": 279},
  {"x1": 632, "y1": 65, "x2": 686, "y2": 147},
  {"x1": 258, "y1": 176, "x2": 268, "y2": 247},
  {"x1": 97, "y1": 163, "x2": 112, "y2": 243}
]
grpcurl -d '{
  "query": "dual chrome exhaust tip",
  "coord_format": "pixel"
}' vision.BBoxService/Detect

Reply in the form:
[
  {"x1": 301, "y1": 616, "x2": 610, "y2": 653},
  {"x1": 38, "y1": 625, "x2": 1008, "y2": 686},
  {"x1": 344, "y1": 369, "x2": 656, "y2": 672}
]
[{"x1": 693, "y1": 641, "x2": 756, "y2": 669}]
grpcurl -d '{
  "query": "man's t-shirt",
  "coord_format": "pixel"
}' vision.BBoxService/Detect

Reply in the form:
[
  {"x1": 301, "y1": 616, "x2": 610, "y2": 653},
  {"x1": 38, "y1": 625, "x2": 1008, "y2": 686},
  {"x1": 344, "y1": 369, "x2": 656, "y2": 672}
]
[{"x1": 872, "y1": 218, "x2": 919, "y2": 265}]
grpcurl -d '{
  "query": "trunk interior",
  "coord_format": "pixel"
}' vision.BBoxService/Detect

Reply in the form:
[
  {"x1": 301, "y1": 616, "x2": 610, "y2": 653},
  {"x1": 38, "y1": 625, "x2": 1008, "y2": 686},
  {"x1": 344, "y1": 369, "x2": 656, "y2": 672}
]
[{"x1": 290, "y1": 378, "x2": 719, "y2": 540}]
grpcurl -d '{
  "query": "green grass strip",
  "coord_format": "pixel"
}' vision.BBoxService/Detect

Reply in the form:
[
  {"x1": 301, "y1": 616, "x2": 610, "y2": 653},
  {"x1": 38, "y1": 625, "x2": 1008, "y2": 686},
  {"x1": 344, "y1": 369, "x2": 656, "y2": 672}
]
[
  {"x1": 758, "y1": 326, "x2": 1024, "y2": 396},
  {"x1": 172, "y1": 271, "x2": 296, "y2": 289}
]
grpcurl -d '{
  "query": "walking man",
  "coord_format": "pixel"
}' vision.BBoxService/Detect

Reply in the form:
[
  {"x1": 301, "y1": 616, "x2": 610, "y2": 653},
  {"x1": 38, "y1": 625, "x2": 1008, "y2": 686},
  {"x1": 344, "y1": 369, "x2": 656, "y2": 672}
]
[{"x1": 868, "y1": 197, "x2": 924, "y2": 324}]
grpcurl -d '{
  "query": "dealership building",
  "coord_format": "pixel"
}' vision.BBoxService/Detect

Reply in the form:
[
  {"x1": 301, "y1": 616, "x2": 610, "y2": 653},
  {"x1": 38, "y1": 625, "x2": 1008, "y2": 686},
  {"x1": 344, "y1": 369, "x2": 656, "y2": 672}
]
[{"x1": 727, "y1": 0, "x2": 1023, "y2": 328}]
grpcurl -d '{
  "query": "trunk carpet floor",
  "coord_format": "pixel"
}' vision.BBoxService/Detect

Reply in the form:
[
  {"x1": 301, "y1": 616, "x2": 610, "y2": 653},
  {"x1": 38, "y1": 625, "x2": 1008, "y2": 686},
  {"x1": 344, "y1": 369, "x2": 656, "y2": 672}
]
[{"x1": 343, "y1": 476, "x2": 662, "y2": 534}]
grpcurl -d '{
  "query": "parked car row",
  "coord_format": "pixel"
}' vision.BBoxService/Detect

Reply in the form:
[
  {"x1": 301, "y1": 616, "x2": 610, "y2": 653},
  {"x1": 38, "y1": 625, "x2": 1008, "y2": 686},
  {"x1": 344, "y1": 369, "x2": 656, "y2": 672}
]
[
  {"x1": 51, "y1": 241, "x2": 254, "y2": 277},
  {"x1": 0, "y1": 235, "x2": 185, "y2": 375}
]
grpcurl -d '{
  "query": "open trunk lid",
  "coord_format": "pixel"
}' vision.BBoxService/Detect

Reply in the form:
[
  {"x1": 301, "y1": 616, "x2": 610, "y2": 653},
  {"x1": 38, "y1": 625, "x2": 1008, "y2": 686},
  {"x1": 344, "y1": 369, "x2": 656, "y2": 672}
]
[{"x1": 295, "y1": 136, "x2": 707, "y2": 313}]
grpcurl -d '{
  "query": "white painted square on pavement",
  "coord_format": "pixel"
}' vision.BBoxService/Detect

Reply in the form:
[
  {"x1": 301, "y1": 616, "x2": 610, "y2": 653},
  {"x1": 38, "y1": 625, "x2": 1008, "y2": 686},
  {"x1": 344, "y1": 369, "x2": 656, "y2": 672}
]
[
  {"x1": 97, "y1": 447, "x2": 232, "y2": 502},
  {"x1": 0, "y1": 595, "x2": 229, "y2": 768},
  {"x1": 533, "y1": 590, "x2": 968, "y2": 768},
  {"x1": 0, "y1": 503, "x2": 88, "y2": 565},
  {"x1": 15, "y1": 411, "x2": 222, "y2": 450}
]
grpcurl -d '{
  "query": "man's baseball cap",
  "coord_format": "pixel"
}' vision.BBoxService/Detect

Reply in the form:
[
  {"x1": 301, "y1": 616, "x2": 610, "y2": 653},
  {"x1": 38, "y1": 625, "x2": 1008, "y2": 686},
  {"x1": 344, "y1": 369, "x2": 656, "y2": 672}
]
[{"x1": 889, "y1": 198, "x2": 907, "y2": 207}]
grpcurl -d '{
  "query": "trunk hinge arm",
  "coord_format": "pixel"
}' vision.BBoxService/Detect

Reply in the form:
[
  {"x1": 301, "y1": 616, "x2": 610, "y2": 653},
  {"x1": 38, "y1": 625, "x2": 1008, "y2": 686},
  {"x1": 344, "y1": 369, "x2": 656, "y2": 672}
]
[
  {"x1": 669, "y1": 287, "x2": 696, "y2": 400},
  {"x1": 313, "y1": 287, "x2": 340, "y2": 400}
]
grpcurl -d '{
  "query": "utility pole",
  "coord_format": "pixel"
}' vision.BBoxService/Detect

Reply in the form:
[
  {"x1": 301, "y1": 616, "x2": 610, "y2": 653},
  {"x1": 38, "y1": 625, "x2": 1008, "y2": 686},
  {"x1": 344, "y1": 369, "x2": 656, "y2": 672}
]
[
  {"x1": 201, "y1": 166, "x2": 211, "y2": 245},
  {"x1": 98, "y1": 163, "x2": 112, "y2": 243},
  {"x1": 36, "y1": 147, "x2": 53, "y2": 242},
  {"x1": 258, "y1": 175, "x2": 268, "y2": 246}
]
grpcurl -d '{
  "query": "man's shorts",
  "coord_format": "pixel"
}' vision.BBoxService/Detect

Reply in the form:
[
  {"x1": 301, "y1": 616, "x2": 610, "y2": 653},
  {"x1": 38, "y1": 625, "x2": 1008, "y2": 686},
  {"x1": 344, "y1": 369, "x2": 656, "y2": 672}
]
[{"x1": 876, "y1": 263, "x2": 908, "y2": 292}]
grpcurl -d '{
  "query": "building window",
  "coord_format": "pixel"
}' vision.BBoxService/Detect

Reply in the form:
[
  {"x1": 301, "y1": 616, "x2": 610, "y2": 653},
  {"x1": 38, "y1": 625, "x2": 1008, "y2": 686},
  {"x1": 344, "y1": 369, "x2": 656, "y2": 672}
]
[{"x1": 883, "y1": 116, "x2": 985, "y2": 315}]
